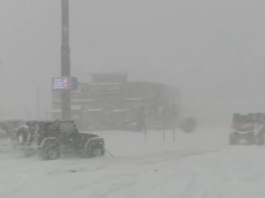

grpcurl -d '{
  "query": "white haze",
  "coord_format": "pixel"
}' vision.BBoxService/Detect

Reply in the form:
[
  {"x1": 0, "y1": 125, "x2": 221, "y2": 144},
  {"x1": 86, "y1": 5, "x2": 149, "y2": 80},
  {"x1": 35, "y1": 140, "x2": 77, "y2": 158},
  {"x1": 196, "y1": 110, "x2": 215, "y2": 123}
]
[{"x1": 0, "y1": 0, "x2": 264, "y2": 120}]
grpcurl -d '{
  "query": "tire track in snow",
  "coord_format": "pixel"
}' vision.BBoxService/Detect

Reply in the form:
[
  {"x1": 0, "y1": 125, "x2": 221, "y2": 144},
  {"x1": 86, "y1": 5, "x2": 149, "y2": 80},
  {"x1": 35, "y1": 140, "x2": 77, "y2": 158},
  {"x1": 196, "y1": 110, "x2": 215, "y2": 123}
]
[{"x1": 81, "y1": 149, "x2": 221, "y2": 198}]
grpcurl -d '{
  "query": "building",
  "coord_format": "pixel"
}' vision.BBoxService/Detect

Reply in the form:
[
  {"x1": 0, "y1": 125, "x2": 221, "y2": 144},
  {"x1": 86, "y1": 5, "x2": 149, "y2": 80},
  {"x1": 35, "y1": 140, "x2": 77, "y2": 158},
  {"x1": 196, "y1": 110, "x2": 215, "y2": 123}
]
[{"x1": 50, "y1": 73, "x2": 181, "y2": 130}]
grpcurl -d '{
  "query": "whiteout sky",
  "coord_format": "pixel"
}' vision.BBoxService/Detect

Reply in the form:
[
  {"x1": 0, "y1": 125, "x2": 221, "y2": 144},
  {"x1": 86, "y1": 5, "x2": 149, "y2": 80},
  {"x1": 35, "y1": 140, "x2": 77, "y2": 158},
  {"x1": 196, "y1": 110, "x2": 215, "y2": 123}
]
[{"x1": 0, "y1": 0, "x2": 264, "y2": 119}]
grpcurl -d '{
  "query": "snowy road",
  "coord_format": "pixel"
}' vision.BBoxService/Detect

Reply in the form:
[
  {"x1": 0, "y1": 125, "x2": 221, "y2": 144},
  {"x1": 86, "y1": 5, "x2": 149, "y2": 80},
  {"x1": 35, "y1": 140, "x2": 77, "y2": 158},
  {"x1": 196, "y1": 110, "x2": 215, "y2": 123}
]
[{"x1": 1, "y1": 127, "x2": 265, "y2": 198}]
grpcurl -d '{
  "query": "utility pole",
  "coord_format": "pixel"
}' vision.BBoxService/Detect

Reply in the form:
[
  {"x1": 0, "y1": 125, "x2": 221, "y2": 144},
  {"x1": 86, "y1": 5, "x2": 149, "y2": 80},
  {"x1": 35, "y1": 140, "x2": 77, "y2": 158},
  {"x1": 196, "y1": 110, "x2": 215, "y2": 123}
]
[
  {"x1": 61, "y1": 0, "x2": 71, "y2": 120},
  {"x1": 0, "y1": 61, "x2": 2, "y2": 120},
  {"x1": 36, "y1": 86, "x2": 40, "y2": 119}
]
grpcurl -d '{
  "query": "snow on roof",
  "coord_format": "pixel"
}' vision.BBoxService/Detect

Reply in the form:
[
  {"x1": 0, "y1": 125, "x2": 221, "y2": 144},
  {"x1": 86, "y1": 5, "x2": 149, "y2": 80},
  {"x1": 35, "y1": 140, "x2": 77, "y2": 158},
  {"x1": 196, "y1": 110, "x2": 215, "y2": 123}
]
[
  {"x1": 87, "y1": 109, "x2": 103, "y2": 112},
  {"x1": 49, "y1": 105, "x2": 82, "y2": 113}
]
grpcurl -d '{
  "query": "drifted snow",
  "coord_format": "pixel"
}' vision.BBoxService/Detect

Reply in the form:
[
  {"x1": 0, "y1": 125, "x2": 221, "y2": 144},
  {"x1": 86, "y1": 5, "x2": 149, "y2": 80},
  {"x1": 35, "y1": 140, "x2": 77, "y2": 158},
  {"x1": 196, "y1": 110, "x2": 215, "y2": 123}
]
[{"x1": 0, "y1": 128, "x2": 265, "y2": 198}]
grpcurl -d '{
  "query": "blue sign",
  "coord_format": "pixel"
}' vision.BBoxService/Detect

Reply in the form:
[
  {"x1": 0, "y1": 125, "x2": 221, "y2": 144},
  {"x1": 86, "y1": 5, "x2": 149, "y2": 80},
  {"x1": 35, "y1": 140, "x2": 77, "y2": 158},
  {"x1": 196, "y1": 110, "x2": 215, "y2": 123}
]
[{"x1": 52, "y1": 77, "x2": 78, "y2": 90}]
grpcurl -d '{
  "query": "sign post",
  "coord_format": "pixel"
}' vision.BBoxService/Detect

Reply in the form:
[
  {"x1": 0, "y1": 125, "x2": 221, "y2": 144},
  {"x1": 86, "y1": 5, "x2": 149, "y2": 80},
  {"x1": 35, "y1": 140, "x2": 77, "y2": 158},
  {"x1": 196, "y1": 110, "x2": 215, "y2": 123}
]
[{"x1": 61, "y1": 0, "x2": 71, "y2": 120}]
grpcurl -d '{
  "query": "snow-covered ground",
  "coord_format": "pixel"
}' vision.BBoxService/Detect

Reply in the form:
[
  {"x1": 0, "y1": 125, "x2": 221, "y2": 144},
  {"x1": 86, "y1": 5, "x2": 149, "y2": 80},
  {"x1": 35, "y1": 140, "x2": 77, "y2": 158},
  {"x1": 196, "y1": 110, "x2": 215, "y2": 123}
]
[{"x1": 1, "y1": 127, "x2": 265, "y2": 198}]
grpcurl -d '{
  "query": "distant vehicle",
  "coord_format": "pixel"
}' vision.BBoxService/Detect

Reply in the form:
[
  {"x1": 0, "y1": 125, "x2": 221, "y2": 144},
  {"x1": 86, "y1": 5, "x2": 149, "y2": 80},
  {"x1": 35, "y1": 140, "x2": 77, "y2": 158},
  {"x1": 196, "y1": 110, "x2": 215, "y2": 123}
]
[
  {"x1": 179, "y1": 117, "x2": 197, "y2": 133},
  {"x1": 229, "y1": 113, "x2": 265, "y2": 145}
]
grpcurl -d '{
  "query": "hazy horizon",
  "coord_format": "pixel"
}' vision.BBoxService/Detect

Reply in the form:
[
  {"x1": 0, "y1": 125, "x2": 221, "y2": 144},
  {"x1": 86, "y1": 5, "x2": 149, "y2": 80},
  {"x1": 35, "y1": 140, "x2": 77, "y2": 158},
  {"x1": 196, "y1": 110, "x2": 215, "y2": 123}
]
[{"x1": 0, "y1": 0, "x2": 265, "y2": 119}]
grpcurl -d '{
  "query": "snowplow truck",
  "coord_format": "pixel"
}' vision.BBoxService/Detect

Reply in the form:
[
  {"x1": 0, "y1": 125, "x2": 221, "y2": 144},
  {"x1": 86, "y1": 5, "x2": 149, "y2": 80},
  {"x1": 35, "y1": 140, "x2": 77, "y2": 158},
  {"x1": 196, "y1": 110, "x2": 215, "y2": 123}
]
[{"x1": 229, "y1": 113, "x2": 265, "y2": 145}]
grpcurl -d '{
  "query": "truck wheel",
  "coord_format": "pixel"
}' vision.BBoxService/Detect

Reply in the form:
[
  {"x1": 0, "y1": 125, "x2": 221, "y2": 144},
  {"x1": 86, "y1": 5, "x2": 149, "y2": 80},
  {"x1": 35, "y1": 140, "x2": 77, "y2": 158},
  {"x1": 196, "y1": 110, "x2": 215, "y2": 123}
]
[
  {"x1": 92, "y1": 148, "x2": 101, "y2": 157},
  {"x1": 248, "y1": 136, "x2": 255, "y2": 144},
  {"x1": 244, "y1": 133, "x2": 254, "y2": 144},
  {"x1": 42, "y1": 145, "x2": 60, "y2": 160},
  {"x1": 85, "y1": 147, "x2": 102, "y2": 158},
  {"x1": 256, "y1": 133, "x2": 265, "y2": 145},
  {"x1": 229, "y1": 134, "x2": 236, "y2": 145},
  {"x1": 17, "y1": 130, "x2": 27, "y2": 146}
]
